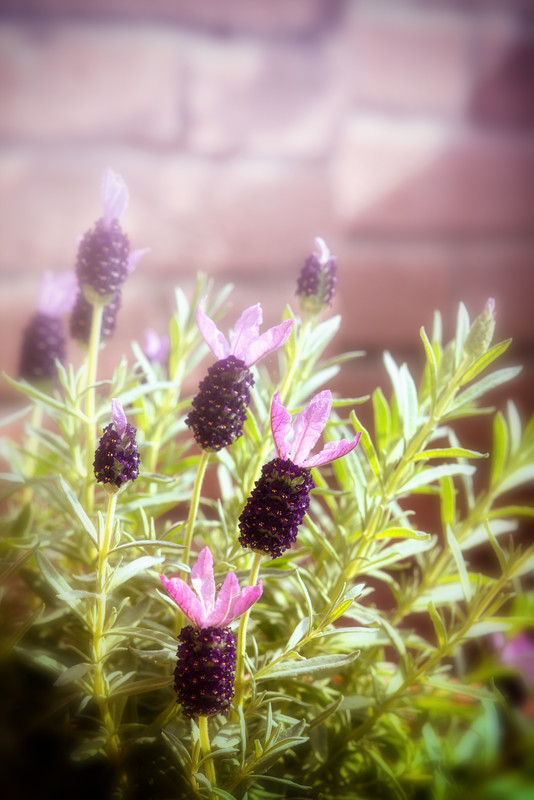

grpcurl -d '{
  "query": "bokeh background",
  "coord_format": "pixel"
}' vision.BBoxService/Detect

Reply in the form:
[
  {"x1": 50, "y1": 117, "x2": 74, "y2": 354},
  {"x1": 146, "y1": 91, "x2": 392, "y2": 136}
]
[{"x1": 1, "y1": 0, "x2": 533, "y2": 423}]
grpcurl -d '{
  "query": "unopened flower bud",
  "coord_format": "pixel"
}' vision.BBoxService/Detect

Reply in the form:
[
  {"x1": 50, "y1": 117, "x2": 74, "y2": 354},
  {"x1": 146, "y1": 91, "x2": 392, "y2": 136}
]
[
  {"x1": 19, "y1": 313, "x2": 66, "y2": 383},
  {"x1": 463, "y1": 298, "x2": 496, "y2": 360},
  {"x1": 93, "y1": 400, "x2": 140, "y2": 491},
  {"x1": 296, "y1": 237, "x2": 338, "y2": 315}
]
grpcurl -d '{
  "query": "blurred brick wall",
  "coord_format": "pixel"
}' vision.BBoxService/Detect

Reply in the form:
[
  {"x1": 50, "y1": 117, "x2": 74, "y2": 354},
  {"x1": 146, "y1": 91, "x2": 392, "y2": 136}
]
[{"x1": 1, "y1": 0, "x2": 533, "y2": 430}]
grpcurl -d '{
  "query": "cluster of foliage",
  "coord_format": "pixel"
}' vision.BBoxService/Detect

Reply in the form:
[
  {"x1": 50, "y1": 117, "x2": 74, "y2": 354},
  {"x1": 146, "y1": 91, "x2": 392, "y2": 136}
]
[{"x1": 1, "y1": 180, "x2": 533, "y2": 800}]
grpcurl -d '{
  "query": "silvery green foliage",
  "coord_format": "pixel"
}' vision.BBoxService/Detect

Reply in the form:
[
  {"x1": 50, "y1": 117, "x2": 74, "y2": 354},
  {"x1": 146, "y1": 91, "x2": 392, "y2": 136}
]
[{"x1": 1, "y1": 281, "x2": 533, "y2": 800}]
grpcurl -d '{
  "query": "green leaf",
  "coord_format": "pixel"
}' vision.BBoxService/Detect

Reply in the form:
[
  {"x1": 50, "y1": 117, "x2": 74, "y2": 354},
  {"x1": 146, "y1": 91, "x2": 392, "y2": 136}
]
[
  {"x1": 445, "y1": 526, "x2": 472, "y2": 602},
  {"x1": 372, "y1": 387, "x2": 391, "y2": 455},
  {"x1": 490, "y1": 411, "x2": 508, "y2": 488},
  {"x1": 375, "y1": 527, "x2": 429, "y2": 540},
  {"x1": 54, "y1": 662, "x2": 94, "y2": 686},
  {"x1": 59, "y1": 475, "x2": 98, "y2": 545},
  {"x1": 439, "y1": 475, "x2": 456, "y2": 528},
  {"x1": 427, "y1": 601, "x2": 447, "y2": 648},
  {"x1": 454, "y1": 366, "x2": 522, "y2": 408},
  {"x1": 35, "y1": 551, "x2": 84, "y2": 620},
  {"x1": 455, "y1": 302, "x2": 471, "y2": 367},
  {"x1": 409, "y1": 447, "x2": 487, "y2": 462},
  {"x1": 257, "y1": 651, "x2": 359, "y2": 681},
  {"x1": 399, "y1": 464, "x2": 475, "y2": 493},
  {"x1": 459, "y1": 339, "x2": 512, "y2": 386},
  {"x1": 350, "y1": 412, "x2": 381, "y2": 483},
  {"x1": 108, "y1": 555, "x2": 164, "y2": 591}
]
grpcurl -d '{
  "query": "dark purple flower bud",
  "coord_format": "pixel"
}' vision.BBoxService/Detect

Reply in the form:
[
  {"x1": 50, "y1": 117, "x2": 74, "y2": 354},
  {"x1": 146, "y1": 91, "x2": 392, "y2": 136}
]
[
  {"x1": 70, "y1": 289, "x2": 122, "y2": 344},
  {"x1": 174, "y1": 625, "x2": 236, "y2": 717},
  {"x1": 93, "y1": 400, "x2": 140, "y2": 491},
  {"x1": 296, "y1": 237, "x2": 337, "y2": 315},
  {"x1": 186, "y1": 355, "x2": 254, "y2": 451},
  {"x1": 238, "y1": 457, "x2": 315, "y2": 559},
  {"x1": 19, "y1": 313, "x2": 66, "y2": 383}
]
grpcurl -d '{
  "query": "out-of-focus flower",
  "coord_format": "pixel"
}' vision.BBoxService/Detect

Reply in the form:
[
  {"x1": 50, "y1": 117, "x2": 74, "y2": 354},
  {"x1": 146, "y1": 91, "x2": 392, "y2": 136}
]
[
  {"x1": 70, "y1": 249, "x2": 149, "y2": 345},
  {"x1": 19, "y1": 271, "x2": 77, "y2": 383},
  {"x1": 93, "y1": 399, "x2": 140, "y2": 492},
  {"x1": 296, "y1": 237, "x2": 338, "y2": 315},
  {"x1": 143, "y1": 329, "x2": 170, "y2": 364},
  {"x1": 493, "y1": 631, "x2": 534, "y2": 689},
  {"x1": 160, "y1": 547, "x2": 262, "y2": 717},
  {"x1": 186, "y1": 299, "x2": 293, "y2": 451},
  {"x1": 75, "y1": 168, "x2": 130, "y2": 305},
  {"x1": 239, "y1": 391, "x2": 360, "y2": 558}
]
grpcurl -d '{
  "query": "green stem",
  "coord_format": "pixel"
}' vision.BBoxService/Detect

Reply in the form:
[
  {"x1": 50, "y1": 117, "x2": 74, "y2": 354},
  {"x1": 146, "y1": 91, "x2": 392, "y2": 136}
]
[
  {"x1": 233, "y1": 551, "x2": 262, "y2": 711},
  {"x1": 182, "y1": 450, "x2": 209, "y2": 569},
  {"x1": 84, "y1": 302, "x2": 104, "y2": 514},
  {"x1": 92, "y1": 489, "x2": 121, "y2": 761},
  {"x1": 198, "y1": 715, "x2": 217, "y2": 791}
]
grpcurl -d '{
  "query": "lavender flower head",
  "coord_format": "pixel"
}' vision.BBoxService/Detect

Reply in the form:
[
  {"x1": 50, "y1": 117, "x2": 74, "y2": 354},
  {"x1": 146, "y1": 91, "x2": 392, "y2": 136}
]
[
  {"x1": 296, "y1": 237, "x2": 338, "y2": 315},
  {"x1": 186, "y1": 298, "x2": 293, "y2": 451},
  {"x1": 160, "y1": 547, "x2": 262, "y2": 717},
  {"x1": 239, "y1": 391, "x2": 361, "y2": 558},
  {"x1": 19, "y1": 270, "x2": 77, "y2": 383},
  {"x1": 143, "y1": 328, "x2": 170, "y2": 364},
  {"x1": 75, "y1": 168, "x2": 131, "y2": 305},
  {"x1": 71, "y1": 248, "x2": 149, "y2": 345},
  {"x1": 93, "y1": 399, "x2": 140, "y2": 492}
]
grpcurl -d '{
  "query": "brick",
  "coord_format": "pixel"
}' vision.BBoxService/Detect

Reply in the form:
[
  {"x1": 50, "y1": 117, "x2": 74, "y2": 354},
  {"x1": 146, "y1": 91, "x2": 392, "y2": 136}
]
[
  {"x1": 184, "y1": 35, "x2": 345, "y2": 158},
  {"x1": 0, "y1": 0, "x2": 335, "y2": 37},
  {"x1": 339, "y1": 1, "x2": 472, "y2": 117},
  {"x1": 331, "y1": 112, "x2": 534, "y2": 235},
  {"x1": 0, "y1": 22, "x2": 182, "y2": 144},
  {"x1": 468, "y1": 14, "x2": 534, "y2": 129}
]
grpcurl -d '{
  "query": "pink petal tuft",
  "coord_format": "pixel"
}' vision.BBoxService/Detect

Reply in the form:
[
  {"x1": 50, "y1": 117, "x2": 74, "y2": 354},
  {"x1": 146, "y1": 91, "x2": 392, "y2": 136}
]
[
  {"x1": 302, "y1": 432, "x2": 361, "y2": 468},
  {"x1": 127, "y1": 247, "x2": 151, "y2": 274},
  {"x1": 230, "y1": 580, "x2": 263, "y2": 622},
  {"x1": 37, "y1": 271, "x2": 77, "y2": 316},
  {"x1": 314, "y1": 237, "x2": 330, "y2": 264},
  {"x1": 242, "y1": 318, "x2": 294, "y2": 367},
  {"x1": 190, "y1": 547, "x2": 216, "y2": 619},
  {"x1": 289, "y1": 390, "x2": 332, "y2": 466},
  {"x1": 111, "y1": 399, "x2": 128, "y2": 436},
  {"x1": 160, "y1": 574, "x2": 206, "y2": 627},
  {"x1": 197, "y1": 298, "x2": 231, "y2": 360},
  {"x1": 230, "y1": 304, "x2": 262, "y2": 361},
  {"x1": 270, "y1": 392, "x2": 292, "y2": 460},
  {"x1": 209, "y1": 571, "x2": 241, "y2": 627},
  {"x1": 101, "y1": 167, "x2": 129, "y2": 226}
]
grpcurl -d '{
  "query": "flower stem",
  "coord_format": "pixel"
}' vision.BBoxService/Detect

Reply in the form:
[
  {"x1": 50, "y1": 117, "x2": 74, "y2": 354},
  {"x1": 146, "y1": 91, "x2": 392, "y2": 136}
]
[
  {"x1": 92, "y1": 489, "x2": 121, "y2": 762},
  {"x1": 198, "y1": 715, "x2": 217, "y2": 791},
  {"x1": 233, "y1": 551, "x2": 262, "y2": 711},
  {"x1": 182, "y1": 449, "x2": 209, "y2": 569},
  {"x1": 84, "y1": 302, "x2": 104, "y2": 514}
]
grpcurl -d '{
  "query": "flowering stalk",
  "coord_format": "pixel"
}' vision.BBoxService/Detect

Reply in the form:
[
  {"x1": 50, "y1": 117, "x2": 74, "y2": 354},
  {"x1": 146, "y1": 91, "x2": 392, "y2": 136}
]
[
  {"x1": 232, "y1": 551, "x2": 262, "y2": 711},
  {"x1": 182, "y1": 449, "x2": 210, "y2": 571}
]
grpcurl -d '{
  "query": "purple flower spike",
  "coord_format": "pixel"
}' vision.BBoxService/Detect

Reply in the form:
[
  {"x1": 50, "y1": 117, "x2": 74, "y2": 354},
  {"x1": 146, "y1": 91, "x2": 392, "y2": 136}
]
[
  {"x1": 239, "y1": 391, "x2": 360, "y2": 558},
  {"x1": 296, "y1": 237, "x2": 338, "y2": 315},
  {"x1": 161, "y1": 547, "x2": 263, "y2": 717},
  {"x1": 93, "y1": 400, "x2": 140, "y2": 491},
  {"x1": 197, "y1": 298, "x2": 293, "y2": 367},
  {"x1": 160, "y1": 546, "x2": 262, "y2": 629},
  {"x1": 271, "y1": 391, "x2": 360, "y2": 468}
]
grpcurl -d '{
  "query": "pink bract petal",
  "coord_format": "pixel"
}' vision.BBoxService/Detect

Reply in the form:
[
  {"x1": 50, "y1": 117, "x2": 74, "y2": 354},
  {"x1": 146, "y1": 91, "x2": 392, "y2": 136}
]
[
  {"x1": 37, "y1": 270, "x2": 77, "y2": 316},
  {"x1": 197, "y1": 298, "x2": 231, "y2": 360},
  {"x1": 209, "y1": 571, "x2": 241, "y2": 627},
  {"x1": 127, "y1": 247, "x2": 151, "y2": 274},
  {"x1": 111, "y1": 399, "x2": 127, "y2": 436},
  {"x1": 290, "y1": 390, "x2": 332, "y2": 466},
  {"x1": 160, "y1": 574, "x2": 206, "y2": 627},
  {"x1": 190, "y1": 547, "x2": 216, "y2": 619},
  {"x1": 314, "y1": 236, "x2": 330, "y2": 265},
  {"x1": 302, "y1": 432, "x2": 361, "y2": 468},
  {"x1": 230, "y1": 304, "x2": 262, "y2": 362},
  {"x1": 242, "y1": 318, "x2": 294, "y2": 367},
  {"x1": 230, "y1": 580, "x2": 263, "y2": 622},
  {"x1": 101, "y1": 167, "x2": 129, "y2": 226},
  {"x1": 271, "y1": 392, "x2": 292, "y2": 460}
]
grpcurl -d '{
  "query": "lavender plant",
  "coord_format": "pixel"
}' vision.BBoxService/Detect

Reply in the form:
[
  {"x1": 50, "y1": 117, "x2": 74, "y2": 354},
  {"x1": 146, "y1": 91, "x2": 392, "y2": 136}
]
[{"x1": 1, "y1": 176, "x2": 533, "y2": 800}]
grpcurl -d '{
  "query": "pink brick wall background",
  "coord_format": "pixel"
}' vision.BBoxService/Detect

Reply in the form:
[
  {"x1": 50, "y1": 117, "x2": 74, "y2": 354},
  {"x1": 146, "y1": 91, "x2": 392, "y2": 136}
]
[{"x1": 1, "y1": 0, "x2": 533, "y2": 433}]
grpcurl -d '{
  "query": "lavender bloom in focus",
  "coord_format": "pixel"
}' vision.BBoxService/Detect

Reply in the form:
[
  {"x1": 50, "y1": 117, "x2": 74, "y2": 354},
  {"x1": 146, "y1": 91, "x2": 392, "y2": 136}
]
[
  {"x1": 186, "y1": 299, "x2": 293, "y2": 451},
  {"x1": 239, "y1": 391, "x2": 360, "y2": 558},
  {"x1": 19, "y1": 271, "x2": 77, "y2": 383},
  {"x1": 93, "y1": 400, "x2": 140, "y2": 491},
  {"x1": 296, "y1": 237, "x2": 338, "y2": 315},
  {"x1": 160, "y1": 547, "x2": 262, "y2": 717}
]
